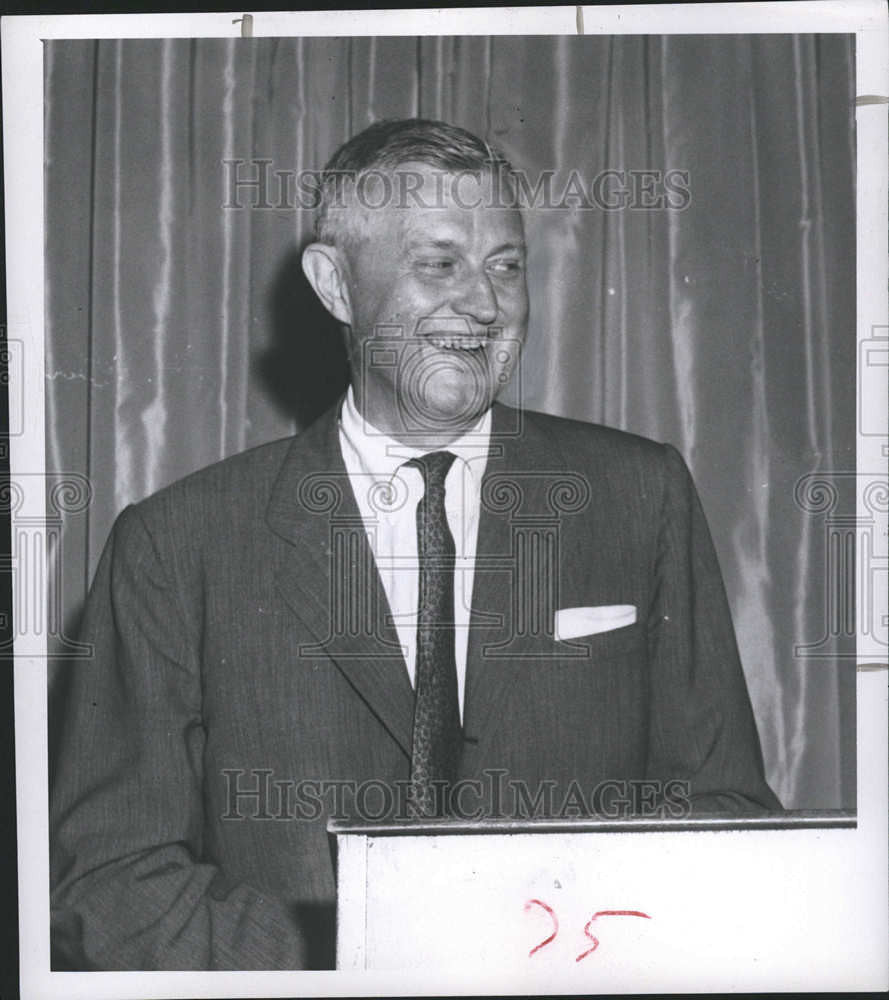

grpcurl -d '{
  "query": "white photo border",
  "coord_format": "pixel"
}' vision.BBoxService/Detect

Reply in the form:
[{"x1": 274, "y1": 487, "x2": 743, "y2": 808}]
[{"x1": 3, "y1": 4, "x2": 887, "y2": 996}]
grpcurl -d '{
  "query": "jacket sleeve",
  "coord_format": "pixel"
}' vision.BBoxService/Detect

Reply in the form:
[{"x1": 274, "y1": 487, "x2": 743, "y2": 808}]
[
  {"x1": 50, "y1": 503, "x2": 309, "y2": 970},
  {"x1": 644, "y1": 444, "x2": 783, "y2": 816}
]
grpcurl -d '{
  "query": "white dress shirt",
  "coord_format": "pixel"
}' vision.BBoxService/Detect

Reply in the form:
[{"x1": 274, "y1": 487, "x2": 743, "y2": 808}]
[{"x1": 338, "y1": 386, "x2": 491, "y2": 720}]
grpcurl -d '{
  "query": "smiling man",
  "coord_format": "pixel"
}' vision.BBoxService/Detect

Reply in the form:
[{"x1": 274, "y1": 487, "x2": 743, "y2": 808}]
[
  {"x1": 50, "y1": 118, "x2": 781, "y2": 971},
  {"x1": 302, "y1": 153, "x2": 528, "y2": 443}
]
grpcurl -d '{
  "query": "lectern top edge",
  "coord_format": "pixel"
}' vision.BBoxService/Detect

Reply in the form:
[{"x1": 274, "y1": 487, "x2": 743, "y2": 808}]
[{"x1": 328, "y1": 809, "x2": 856, "y2": 836}]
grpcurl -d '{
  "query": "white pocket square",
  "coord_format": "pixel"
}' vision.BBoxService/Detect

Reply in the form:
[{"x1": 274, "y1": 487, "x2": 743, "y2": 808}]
[{"x1": 554, "y1": 604, "x2": 637, "y2": 641}]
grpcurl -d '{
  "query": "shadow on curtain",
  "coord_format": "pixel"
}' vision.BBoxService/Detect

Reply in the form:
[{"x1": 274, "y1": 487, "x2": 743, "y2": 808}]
[{"x1": 44, "y1": 34, "x2": 857, "y2": 810}]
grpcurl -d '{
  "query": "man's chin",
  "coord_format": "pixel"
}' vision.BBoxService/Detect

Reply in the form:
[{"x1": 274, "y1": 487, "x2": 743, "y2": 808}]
[{"x1": 401, "y1": 379, "x2": 494, "y2": 435}]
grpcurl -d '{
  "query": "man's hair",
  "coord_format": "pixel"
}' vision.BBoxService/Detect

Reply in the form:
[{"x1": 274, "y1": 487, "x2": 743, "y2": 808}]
[{"x1": 315, "y1": 117, "x2": 515, "y2": 249}]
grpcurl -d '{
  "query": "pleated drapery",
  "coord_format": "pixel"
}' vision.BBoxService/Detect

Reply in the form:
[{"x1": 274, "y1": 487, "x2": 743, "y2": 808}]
[{"x1": 45, "y1": 35, "x2": 856, "y2": 809}]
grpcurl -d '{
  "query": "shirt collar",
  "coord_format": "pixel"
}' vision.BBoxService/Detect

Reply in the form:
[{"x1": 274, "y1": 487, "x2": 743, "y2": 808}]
[{"x1": 338, "y1": 385, "x2": 491, "y2": 488}]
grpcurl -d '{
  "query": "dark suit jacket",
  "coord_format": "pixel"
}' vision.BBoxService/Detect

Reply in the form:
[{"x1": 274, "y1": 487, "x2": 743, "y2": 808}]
[{"x1": 50, "y1": 400, "x2": 781, "y2": 970}]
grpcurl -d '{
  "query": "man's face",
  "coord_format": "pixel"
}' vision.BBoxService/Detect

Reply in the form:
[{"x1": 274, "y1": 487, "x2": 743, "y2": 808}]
[{"x1": 342, "y1": 164, "x2": 529, "y2": 439}]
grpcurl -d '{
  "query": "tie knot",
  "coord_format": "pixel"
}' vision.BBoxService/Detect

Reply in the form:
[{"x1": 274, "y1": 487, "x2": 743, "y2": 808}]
[{"x1": 406, "y1": 451, "x2": 457, "y2": 493}]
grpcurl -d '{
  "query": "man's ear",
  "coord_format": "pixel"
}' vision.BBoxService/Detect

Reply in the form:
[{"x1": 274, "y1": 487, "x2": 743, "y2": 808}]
[{"x1": 301, "y1": 243, "x2": 353, "y2": 326}]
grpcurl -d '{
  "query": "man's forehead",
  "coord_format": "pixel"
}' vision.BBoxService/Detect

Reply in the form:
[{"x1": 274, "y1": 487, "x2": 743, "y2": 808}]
[
  {"x1": 400, "y1": 210, "x2": 525, "y2": 248},
  {"x1": 388, "y1": 168, "x2": 523, "y2": 239},
  {"x1": 344, "y1": 161, "x2": 524, "y2": 250}
]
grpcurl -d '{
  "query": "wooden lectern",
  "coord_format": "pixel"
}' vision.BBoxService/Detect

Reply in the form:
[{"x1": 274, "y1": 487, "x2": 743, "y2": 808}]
[{"x1": 331, "y1": 812, "x2": 876, "y2": 991}]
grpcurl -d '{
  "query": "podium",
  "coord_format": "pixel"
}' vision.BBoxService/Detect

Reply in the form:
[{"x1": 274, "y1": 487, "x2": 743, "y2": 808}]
[{"x1": 330, "y1": 812, "x2": 875, "y2": 991}]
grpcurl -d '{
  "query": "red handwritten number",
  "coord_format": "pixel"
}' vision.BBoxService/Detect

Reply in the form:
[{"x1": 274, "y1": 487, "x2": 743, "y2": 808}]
[
  {"x1": 575, "y1": 909, "x2": 652, "y2": 963},
  {"x1": 523, "y1": 898, "x2": 559, "y2": 957},
  {"x1": 525, "y1": 900, "x2": 651, "y2": 961}
]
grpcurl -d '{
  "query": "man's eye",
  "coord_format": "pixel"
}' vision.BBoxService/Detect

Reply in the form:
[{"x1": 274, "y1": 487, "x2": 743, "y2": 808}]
[
  {"x1": 488, "y1": 258, "x2": 524, "y2": 274},
  {"x1": 419, "y1": 259, "x2": 454, "y2": 272}
]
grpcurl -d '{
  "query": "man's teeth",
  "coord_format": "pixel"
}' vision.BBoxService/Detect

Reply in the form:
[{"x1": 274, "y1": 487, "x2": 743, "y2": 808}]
[{"x1": 428, "y1": 336, "x2": 489, "y2": 350}]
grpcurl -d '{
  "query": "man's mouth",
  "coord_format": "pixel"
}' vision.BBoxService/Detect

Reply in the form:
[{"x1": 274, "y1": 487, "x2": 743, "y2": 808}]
[{"x1": 426, "y1": 335, "x2": 490, "y2": 351}]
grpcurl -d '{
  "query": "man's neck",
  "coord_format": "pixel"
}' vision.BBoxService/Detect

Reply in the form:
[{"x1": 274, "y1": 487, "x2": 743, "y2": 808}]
[{"x1": 351, "y1": 388, "x2": 491, "y2": 450}]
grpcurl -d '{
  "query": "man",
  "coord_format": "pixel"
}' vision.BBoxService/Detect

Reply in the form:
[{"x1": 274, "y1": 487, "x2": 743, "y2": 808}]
[{"x1": 50, "y1": 118, "x2": 781, "y2": 971}]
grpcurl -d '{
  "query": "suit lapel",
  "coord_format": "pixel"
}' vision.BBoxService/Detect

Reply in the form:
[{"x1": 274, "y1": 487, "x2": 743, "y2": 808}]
[
  {"x1": 463, "y1": 404, "x2": 593, "y2": 748},
  {"x1": 266, "y1": 401, "x2": 415, "y2": 758}
]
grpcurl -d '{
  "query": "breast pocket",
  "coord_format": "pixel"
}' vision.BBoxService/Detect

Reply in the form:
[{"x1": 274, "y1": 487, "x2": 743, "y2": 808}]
[{"x1": 554, "y1": 621, "x2": 646, "y2": 662}]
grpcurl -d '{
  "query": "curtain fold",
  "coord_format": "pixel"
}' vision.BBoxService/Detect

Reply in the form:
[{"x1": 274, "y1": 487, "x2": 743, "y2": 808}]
[{"x1": 44, "y1": 34, "x2": 856, "y2": 809}]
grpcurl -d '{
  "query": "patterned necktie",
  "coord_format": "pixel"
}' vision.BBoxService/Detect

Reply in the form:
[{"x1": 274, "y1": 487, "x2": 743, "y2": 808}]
[{"x1": 406, "y1": 450, "x2": 461, "y2": 818}]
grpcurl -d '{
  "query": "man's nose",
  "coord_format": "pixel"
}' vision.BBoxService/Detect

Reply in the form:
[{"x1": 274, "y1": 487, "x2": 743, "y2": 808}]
[{"x1": 452, "y1": 271, "x2": 498, "y2": 325}]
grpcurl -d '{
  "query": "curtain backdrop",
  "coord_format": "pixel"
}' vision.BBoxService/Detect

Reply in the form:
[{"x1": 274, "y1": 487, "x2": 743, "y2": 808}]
[{"x1": 44, "y1": 35, "x2": 856, "y2": 810}]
